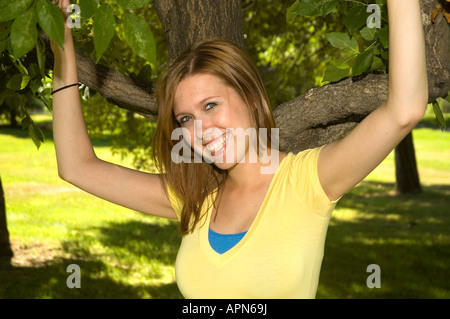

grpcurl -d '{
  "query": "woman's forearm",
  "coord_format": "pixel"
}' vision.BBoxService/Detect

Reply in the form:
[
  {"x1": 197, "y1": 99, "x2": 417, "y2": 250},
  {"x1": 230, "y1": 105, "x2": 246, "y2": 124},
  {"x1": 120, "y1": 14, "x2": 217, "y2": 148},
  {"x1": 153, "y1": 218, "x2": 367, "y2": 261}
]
[
  {"x1": 52, "y1": 28, "x2": 96, "y2": 181},
  {"x1": 385, "y1": 0, "x2": 428, "y2": 122}
]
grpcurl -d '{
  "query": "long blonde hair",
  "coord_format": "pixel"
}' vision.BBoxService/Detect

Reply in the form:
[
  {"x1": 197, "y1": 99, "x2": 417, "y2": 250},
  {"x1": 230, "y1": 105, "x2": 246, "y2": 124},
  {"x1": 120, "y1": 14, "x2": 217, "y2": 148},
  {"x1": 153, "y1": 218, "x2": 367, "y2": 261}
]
[{"x1": 153, "y1": 39, "x2": 275, "y2": 235}]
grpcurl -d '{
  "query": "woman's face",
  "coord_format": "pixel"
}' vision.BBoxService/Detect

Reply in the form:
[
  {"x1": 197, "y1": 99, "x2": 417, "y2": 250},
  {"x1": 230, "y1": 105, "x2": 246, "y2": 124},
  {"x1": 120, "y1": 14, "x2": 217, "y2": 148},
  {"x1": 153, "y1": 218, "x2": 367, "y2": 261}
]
[{"x1": 173, "y1": 73, "x2": 255, "y2": 170}]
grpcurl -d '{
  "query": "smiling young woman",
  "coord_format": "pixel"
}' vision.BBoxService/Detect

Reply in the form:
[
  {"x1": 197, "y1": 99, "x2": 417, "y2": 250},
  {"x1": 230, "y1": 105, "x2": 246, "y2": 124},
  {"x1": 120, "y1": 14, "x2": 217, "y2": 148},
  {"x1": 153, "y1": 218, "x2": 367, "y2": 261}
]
[
  {"x1": 153, "y1": 40, "x2": 280, "y2": 237},
  {"x1": 51, "y1": 0, "x2": 427, "y2": 299}
]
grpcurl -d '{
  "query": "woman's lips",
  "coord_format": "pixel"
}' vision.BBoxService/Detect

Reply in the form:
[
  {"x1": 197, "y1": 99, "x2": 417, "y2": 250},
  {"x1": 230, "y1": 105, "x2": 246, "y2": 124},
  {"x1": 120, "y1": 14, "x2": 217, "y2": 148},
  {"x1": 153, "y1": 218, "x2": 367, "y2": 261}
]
[{"x1": 204, "y1": 131, "x2": 231, "y2": 155}]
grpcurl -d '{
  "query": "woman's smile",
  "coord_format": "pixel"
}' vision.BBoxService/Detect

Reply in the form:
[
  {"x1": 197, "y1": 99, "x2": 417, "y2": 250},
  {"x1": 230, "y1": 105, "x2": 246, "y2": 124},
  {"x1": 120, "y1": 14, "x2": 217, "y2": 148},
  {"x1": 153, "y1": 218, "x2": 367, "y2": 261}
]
[{"x1": 204, "y1": 130, "x2": 232, "y2": 156}]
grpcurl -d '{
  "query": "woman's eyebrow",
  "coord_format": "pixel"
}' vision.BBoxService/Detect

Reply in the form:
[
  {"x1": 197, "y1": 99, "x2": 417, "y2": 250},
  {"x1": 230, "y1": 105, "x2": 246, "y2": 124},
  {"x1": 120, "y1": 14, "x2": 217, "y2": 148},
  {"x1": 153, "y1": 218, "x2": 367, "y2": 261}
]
[
  {"x1": 174, "y1": 96, "x2": 221, "y2": 118},
  {"x1": 197, "y1": 95, "x2": 220, "y2": 106}
]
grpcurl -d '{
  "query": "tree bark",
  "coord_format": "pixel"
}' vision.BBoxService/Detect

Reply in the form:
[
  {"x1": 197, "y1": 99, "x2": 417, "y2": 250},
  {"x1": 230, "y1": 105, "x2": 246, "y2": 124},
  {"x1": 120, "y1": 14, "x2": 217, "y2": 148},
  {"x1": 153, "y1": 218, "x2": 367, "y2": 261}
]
[
  {"x1": 421, "y1": 0, "x2": 450, "y2": 102},
  {"x1": 273, "y1": 74, "x2": 389, "y2": 152},
  {"x1": 395, "y1": 132, "x2": 422, "y2": 194},
  {"x1": 154, "y1": 0, "x2": 246, "y2": 61},
  {"x1": 0, "y1": 176, "x2": 13, "y2": 263}
]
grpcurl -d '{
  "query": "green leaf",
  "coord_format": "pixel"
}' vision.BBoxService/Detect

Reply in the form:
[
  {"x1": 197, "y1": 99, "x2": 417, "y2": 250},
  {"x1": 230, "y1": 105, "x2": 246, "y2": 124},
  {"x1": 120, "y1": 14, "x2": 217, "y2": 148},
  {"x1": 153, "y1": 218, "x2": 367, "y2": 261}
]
[
  {"x1": 36, "y1": 35, "x2": 46, "y2": 77},
  {"x1": 0, "y1": 0, "x2": 34, "y2": 22},
  {"x1": 360, "y1": 26, "x2": 377, "y2": 41},
  {"x1": 79, "y1": 0, "x2": 99, "y2": 20},
  {"x1": 331, "y1": 58, "x2": 351, "y2": 69},
  {"x1": 113, "y1": 0, "x2": 151, "y2": 10},
  {"x1": 11, "y1": 7, "x2": 38, "y2": 58},
  {"x1": 344, "y1": 5, "x2": 369, "y2": 33},
  {"x1": 22, "y1": 115, "x2": 45, "y2": 149},
  {"x1": 286, "y1": 1, "x2": 300, "y2": 24},
  {"x1": 370, "y1": 56, "x2": 385, "y2": 72},
  {"x1": 136, "y1": 64, "x2": 152, "y2": 82},
  {"x1": 36, "y1": 0, "x2": 65, "y2": 49},
  {"x1": 325, "y1": 32, "x2": 359, "y2": 55},
  {"x1": 8, "y1": 53, "x2": 29, "y2": 75},
  {"x1": 291, "y1": 0, "x2": 339, "y2": 16},
  {"x1": 123, "y1": 12, "x2": 156, "y2": 65},
  {"x1": 377, "y1": 26, "x2": 389, "y2": 49},
  {"x1": 352, "y1": 48, "x2": 374, "y2": 76},
  {"x1": 6, "y1": 74, "x2": 31, "y2": 90},
  {"x1": 94, "y1": 3, "x2": 115, "y2": 62},
  {"x1": 323, "y1": 63, "x2": 350, "y2": 83},
  {"x1": 434, "y1": 98, "x2": 448, "y2": 131},
  {"x1": 0, "y1": 88, "x2": 14, "y2": 105}
]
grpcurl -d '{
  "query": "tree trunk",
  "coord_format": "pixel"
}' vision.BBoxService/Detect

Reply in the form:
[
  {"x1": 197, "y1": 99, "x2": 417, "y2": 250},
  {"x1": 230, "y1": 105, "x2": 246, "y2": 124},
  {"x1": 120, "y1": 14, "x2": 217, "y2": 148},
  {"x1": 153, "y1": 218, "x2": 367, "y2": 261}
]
[
  {"x1": 154, "y1": 0, "x2": 246, "y2": 61},
  {"x1": 395, "y1": 132, "x2": 422, "y2": 194},
  {"x1": 9, "y1": 108, "x2": 18, "y2": 128},
  {"x1": 0, "y1": 176, "x2": 13, "y2": 263}
]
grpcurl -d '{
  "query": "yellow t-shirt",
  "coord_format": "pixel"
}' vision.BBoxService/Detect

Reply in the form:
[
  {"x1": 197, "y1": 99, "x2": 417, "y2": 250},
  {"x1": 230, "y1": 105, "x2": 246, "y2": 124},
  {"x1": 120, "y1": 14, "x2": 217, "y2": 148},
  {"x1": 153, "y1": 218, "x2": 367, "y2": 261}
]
[{"x1": 168, "y1": 147, "x2": 338, "y2": 299}]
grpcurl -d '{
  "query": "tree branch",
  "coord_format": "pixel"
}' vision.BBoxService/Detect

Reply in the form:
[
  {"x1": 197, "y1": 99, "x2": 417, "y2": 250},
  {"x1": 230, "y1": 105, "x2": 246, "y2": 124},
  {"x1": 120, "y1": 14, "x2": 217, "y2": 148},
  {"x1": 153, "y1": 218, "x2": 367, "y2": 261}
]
[
  {"x1": 274, "y1": 74, "x2": 389, "y2": 152},
  {"x1": 75, "y1": 53, "x2": 157, "y2": 120}
]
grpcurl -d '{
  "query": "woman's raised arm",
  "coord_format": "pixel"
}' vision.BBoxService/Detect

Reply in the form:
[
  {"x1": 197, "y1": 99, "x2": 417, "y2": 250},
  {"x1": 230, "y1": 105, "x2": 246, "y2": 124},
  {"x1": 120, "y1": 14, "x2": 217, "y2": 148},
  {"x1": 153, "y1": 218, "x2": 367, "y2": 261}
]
[
  {"x1": 318, "y1": 0, "x2": 428, "y2": 201},
  {"x1": 51, "y1": 0, "x2": 176, "y2": 219}
]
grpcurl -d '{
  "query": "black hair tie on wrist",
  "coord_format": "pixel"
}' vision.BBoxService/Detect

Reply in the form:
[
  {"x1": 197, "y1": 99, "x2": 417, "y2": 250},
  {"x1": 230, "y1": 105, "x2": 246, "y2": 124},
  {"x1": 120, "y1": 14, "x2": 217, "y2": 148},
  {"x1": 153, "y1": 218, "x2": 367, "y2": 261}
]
[{"x1": 51, "y1": 83, "x2": 79, "y2": 95}]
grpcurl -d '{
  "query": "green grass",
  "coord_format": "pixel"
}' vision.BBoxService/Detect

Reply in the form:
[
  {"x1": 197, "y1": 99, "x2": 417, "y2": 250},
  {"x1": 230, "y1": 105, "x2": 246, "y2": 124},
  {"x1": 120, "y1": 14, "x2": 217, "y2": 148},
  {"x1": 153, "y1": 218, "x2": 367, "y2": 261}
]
[
  {"x1": 319, "y1": 128, "x2": 450, "y2": 299},
  {"x1": 0, "y1": 117, "x2": 449, "y2": 299},
  {"x1": 0, "y1": 121, "x2": 183, "y2": 298}
]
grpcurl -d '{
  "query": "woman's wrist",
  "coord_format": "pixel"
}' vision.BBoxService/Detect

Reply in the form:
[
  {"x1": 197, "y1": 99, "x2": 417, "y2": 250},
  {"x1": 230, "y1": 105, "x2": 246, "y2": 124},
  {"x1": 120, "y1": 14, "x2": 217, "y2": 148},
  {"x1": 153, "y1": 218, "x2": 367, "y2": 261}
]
[{"x1": 52, "y1": 26, "x2": 78, "y2": 84}]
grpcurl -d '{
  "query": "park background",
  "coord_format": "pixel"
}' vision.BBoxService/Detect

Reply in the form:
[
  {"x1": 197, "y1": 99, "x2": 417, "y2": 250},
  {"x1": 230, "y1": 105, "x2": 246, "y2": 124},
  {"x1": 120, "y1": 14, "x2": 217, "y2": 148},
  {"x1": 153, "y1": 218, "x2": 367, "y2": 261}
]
[{"x1": 0, "y1": 0, "x2": 449, "y2": 298}]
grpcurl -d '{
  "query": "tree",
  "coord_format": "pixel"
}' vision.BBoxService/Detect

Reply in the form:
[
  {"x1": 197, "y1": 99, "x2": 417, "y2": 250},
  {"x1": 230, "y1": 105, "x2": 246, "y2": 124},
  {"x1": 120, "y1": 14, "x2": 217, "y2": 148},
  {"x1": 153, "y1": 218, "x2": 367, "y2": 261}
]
[
  {"x1": 2, "y1": 0, "x2": 448, "y2": 146},
  {"x1": 0, "y1": 176, "x2": 14, "y2": 264},
  {"x1": 0, "y1": 0, "x2": 449, "y2": 257}
]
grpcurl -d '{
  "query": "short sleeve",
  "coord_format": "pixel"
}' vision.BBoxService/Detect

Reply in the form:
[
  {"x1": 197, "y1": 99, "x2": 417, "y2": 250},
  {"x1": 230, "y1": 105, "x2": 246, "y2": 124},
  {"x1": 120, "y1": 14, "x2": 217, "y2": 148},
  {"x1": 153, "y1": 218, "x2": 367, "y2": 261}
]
[
  {"x1": 167, "y1": 184, "x2": 183, "y2": 221},
  {"x1": 288, "y1": 146, "x2": 339, "y2": 217}
]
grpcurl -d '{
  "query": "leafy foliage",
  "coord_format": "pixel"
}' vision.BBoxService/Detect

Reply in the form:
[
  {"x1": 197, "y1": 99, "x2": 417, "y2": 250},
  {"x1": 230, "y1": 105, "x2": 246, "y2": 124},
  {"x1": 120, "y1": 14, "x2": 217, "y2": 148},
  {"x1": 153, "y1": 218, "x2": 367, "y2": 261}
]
[
  {"x1": 0, "y1": 0, "x2": 35, "y2": 22},
  {"x1": 243, "y1": 1, "x2": 347, "y2": 108},
  {"x1": 432, "y1": 93, "x2": 450, "y2": 131},
  {"x1": 122, "y1": 11, "x2": 156, "y2": 65},
  {"x1": 286, "y1": 0, "x2": 448, "y2": 129},
  {"x1": 93, "y1": 3, "x2": 115, "y2": 62},
  {"x1": 288, "y1": 0, "x2": 389, "y2": 84},
  {"x1": 289, "y1": 0, "x2": 340, "y2": 17},
  {"x1": 0, "y1": 0, "x2": 159, "y2": 150},
  {"x1": 36, "y1": 0, "x2": 66, "y2": 50}
]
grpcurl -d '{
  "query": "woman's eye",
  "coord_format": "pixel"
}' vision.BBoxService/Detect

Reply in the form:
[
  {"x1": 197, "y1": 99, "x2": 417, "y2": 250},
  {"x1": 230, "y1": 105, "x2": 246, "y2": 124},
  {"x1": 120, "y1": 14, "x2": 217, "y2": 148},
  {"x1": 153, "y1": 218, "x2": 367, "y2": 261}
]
[
  {"x1": 179, "y1": 116, "x2": 191, "y2": 124},
  {"x1": 205, "y1": 102, "x2": 217, "y2": 110}
]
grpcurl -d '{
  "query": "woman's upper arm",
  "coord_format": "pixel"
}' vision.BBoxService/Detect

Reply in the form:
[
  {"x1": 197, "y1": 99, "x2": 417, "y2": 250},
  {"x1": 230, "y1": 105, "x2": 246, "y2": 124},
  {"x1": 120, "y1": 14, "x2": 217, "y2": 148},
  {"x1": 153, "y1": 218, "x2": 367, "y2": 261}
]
[
  {"x1": 61, "y1": 157, "x2": 178, "y2": 219},
  {"x1": 317, "y1": 103, "x2": 421, "y2": 202}
]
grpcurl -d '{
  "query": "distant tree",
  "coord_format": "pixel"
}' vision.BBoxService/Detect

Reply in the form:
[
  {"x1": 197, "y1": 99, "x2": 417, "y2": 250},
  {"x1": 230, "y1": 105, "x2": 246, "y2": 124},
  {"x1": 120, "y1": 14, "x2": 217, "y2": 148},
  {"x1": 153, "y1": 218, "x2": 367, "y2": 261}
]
[{"x1": 0, "y1": 176, "x2": 13, "y2": 263}]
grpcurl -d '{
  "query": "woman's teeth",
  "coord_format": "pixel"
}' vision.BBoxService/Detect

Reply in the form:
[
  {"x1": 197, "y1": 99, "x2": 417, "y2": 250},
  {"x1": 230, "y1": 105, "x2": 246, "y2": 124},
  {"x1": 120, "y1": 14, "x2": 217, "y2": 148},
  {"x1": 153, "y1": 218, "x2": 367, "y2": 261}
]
[{"x1": 206, "y1": 131, "x2": 231, "y2": 154}]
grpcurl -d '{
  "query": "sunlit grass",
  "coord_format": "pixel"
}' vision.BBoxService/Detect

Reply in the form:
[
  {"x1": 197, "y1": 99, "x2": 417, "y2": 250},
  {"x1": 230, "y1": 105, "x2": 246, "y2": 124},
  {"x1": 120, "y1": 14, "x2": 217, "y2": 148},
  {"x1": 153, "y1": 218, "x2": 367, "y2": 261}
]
[
  {"x1": 320, "y1": 127, "x2": 450, "y2": 299},
  {"x1": 0, "y1": 121, "x2": 182, "y2": 298}
]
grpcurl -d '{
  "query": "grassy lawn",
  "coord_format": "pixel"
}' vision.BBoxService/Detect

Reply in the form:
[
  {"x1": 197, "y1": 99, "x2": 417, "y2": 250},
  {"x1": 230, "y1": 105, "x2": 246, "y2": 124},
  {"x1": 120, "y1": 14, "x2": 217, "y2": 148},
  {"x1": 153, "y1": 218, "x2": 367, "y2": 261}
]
[
  {"x1": 319, "y1": 127, "x2": 450, "y2": 299},
  {"x1": 0, "y1": 117, "x2": 183, "y2": 298},
  {"x1": 0, "y1": 115, "x2": 449, "y2": 299}
]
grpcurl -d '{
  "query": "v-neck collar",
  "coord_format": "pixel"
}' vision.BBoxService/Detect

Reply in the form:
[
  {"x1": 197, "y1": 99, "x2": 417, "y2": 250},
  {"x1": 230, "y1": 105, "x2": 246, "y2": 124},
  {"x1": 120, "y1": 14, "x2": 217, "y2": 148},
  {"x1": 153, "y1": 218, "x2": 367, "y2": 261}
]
[{"x1": 198, "y1": 153, "x2": 290, "y2": 267}]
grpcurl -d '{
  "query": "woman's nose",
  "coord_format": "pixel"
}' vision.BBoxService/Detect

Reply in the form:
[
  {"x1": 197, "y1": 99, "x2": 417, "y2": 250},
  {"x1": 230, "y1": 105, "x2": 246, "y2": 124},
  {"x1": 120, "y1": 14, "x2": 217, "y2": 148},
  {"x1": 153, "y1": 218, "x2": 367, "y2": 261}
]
[
  {"x1": 194, "y1": 117, "x2": 222, "y2": 145},
  {"x1": 194, "y1": 117, "x2": 213, "y2": 139}
]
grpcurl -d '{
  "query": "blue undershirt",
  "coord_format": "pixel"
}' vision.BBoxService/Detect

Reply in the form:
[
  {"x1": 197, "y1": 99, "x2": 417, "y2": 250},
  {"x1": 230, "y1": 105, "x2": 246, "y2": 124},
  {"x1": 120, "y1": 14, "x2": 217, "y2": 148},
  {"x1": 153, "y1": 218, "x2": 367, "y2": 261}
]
[{"x1": 208, "y1": 228, "x2": 247, "y2": 254}]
